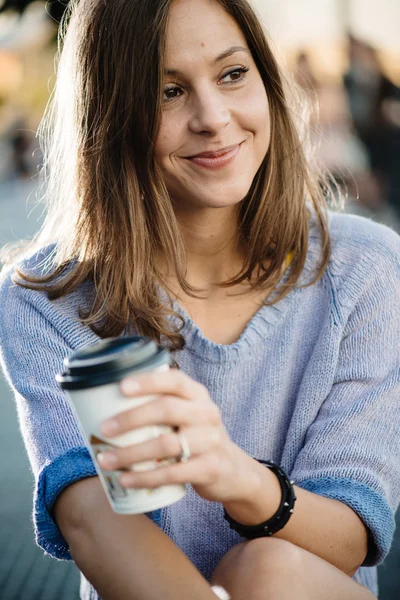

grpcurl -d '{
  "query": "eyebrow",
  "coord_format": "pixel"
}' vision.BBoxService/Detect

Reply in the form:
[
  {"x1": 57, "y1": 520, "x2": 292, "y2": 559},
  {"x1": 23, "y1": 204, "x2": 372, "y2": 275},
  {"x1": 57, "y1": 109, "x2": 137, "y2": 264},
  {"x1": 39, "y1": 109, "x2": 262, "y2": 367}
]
[
  {"x1": 164, "y1": 45, "x2": 250, "y2": 77},
  {"x1": 214, "y1": 45, "x2": 250, "y2": 63}
]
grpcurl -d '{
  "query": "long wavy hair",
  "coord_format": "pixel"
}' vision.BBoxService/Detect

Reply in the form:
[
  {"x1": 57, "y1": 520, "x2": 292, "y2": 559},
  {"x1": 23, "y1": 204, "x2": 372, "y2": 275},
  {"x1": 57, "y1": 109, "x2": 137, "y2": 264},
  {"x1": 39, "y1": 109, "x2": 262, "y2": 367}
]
[{"x1": 5, "y1": 0, "x2": 332, "y2": 350}]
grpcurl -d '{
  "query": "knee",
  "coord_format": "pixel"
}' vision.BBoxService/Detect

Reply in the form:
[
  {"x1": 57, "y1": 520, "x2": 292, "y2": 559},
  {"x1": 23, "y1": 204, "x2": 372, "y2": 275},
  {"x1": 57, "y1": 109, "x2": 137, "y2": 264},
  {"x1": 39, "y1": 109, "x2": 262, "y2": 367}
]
[
  {"x1": 212, "y1": 537, "x2": 304, "y2": 588},
  {"x1": 236, "y1": 537, "x2": 304, "y2": 575}
]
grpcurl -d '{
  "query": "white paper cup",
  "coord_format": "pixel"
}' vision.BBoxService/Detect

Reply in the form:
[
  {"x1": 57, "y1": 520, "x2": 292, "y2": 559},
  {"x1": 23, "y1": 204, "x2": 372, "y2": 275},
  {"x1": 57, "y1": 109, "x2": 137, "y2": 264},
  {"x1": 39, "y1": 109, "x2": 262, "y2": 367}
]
[{"x1": 57, "y1": 337, "x2": 187, "y2": 514}]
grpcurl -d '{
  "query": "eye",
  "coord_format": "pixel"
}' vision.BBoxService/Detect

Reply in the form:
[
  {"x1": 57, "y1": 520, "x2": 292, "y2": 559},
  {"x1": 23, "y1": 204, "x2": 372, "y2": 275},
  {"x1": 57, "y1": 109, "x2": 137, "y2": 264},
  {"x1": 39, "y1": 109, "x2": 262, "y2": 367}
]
[
  {"x1": 163, "y1": 85, "x2": 183, "y2": 103},
  {"x1": 219, "y1": 66, "x2": 250, "y2": 85}
]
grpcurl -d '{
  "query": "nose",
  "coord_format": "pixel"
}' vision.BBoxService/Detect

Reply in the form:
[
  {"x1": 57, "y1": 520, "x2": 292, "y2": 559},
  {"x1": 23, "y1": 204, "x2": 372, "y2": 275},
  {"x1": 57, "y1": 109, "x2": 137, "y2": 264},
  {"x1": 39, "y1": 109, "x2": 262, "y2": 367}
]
[{"x1": 188, "y1": 88, "x2": 230, "y2": 136}]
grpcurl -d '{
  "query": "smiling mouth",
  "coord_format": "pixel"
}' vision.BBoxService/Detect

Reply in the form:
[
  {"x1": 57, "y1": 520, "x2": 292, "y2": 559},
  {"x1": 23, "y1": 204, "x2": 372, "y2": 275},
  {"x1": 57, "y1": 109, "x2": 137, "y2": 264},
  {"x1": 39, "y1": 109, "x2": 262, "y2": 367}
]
[
  {"x1": 183, "y1": 143, "x2": 243, "y2": 169},
  {"x1": 185, "y1": 144, "x2": 241, "y2": 159}
]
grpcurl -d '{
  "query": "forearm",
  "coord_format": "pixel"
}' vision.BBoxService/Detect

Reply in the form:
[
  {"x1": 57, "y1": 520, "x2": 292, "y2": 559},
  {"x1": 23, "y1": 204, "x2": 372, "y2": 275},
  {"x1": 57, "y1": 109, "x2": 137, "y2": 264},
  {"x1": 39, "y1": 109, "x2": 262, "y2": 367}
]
[
  {"x1": 223, "y1": 455, "x2": 368, "y2": 576},
  {"x1": 55, "y1": 478, "x2": 216, "y2": 600}
]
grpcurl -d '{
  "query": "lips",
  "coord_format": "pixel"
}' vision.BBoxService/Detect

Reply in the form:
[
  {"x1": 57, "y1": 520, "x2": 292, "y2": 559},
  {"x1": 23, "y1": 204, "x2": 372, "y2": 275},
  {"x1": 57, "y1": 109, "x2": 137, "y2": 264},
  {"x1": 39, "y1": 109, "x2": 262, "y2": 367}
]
[
  {"x1": 185, "y1": 144, "x2": 240, "y2": 159},
  {"x1": 183, "y1": 143, "x2": 243, "y2": 170}
]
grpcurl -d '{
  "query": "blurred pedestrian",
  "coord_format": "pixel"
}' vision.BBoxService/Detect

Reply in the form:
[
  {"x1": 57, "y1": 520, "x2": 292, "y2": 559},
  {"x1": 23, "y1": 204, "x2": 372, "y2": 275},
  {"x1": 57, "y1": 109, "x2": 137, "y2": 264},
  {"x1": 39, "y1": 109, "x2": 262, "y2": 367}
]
[
  {"x1": 344, "y1": 35, "x2": 400, "y2": 208},
  {"x1": 9, "y1": 119, "x2": 34, "y2": 180}
]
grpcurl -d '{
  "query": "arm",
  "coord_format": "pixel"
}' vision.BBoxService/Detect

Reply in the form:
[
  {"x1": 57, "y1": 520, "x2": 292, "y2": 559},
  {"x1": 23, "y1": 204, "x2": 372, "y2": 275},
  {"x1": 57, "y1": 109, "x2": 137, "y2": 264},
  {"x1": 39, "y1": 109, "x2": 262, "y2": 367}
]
[
  {"x1": 53, "y1": 477, "x2": 217, "y2": 600},
  {"x1": 97, "y1": 369, "x2": 370, "y2": 579},
  {"x1": 0, "y1": 265, "x2": 218, "y2": 599},
  {"x1": 227, "y1": 228, "x2": 400, "y2": 577},
  {"x1": 223, "y1": 461, "x2": 367, "y2": 577}
]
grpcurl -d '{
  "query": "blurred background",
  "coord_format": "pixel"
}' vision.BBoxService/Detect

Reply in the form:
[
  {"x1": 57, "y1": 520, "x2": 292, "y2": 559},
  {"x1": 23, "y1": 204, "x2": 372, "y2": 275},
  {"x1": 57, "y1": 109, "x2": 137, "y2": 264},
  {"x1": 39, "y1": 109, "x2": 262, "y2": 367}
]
[{"x1": 0, "y1": 0, "x2": 399, "y2": 598}]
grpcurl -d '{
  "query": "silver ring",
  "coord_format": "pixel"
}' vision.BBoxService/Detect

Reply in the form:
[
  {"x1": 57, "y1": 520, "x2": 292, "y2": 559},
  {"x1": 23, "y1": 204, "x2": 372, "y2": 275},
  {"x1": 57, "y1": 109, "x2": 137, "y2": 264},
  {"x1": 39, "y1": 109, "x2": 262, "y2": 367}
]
[{"x1": 176, "y1": 431, "x2": 191, "y2": 463}]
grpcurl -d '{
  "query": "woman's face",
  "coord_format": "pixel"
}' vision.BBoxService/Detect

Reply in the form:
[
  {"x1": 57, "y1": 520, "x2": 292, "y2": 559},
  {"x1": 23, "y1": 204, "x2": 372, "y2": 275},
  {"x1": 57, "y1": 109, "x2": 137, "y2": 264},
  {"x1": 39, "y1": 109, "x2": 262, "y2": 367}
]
[{"x1": 155, "y1": 0, "x2": 271, "y2": 211}]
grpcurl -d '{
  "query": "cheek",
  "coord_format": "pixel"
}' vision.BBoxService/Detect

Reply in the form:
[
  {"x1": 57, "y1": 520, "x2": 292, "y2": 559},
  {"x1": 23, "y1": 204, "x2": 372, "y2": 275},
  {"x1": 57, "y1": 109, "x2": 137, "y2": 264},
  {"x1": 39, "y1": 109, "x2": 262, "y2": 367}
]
[
  {"x1": 154, "y1": 128, "x2": 170, "y2": 166},
  {"x1": 155, "y1": 119, "x2": 180, "y2": 166},
  {"x1": 243, "y1": 85, "x2": 271, "y2": 148}
]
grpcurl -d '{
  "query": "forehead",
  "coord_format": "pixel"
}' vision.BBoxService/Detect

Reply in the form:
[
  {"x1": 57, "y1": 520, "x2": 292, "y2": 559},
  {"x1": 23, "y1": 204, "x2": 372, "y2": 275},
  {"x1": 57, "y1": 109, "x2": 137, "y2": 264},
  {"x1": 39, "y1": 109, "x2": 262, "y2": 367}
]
[{"x1": 165, "y1": 0, "x2": 248, "y2": 64}]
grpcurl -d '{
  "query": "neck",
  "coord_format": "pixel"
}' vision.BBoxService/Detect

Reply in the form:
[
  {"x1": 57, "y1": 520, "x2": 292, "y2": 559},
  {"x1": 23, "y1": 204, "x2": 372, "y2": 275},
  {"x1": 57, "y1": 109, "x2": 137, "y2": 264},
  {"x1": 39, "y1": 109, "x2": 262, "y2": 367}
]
[{"x1": 172, "y1": 204, "x2": 245, "y2": 289}]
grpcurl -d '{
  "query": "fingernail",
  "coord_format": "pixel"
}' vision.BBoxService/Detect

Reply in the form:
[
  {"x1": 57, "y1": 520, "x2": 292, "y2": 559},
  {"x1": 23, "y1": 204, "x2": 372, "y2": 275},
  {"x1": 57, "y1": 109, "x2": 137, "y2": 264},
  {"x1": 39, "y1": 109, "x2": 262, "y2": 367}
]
[
  {"x1": 120, "y1": 473, "x2": 136, "y2": 487},
  {"x1": 97, "y1": 452, "x2": 118, "y2": 467},
  {"x1": 100, "y1": 419, "x2": 119, "y2": 436},
  {"x1": 120, "y1": 378, "x2": 141, "y2": 395}
]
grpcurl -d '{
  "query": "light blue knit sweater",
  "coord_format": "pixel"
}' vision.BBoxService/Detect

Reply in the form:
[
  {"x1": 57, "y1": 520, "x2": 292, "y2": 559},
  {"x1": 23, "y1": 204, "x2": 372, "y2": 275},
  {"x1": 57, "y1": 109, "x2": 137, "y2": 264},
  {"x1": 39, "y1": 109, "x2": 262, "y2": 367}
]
[{"x1": 0, "y1": 211, "x2": 399, "y2": 599}]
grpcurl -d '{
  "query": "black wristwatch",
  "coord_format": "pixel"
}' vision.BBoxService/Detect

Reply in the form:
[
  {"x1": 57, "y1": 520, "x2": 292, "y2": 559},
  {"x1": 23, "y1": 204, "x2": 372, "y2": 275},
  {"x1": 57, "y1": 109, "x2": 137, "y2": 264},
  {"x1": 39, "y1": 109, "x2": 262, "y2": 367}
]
[{"x1": 223, "y1": 459, "x2": 297, "y2": 539}]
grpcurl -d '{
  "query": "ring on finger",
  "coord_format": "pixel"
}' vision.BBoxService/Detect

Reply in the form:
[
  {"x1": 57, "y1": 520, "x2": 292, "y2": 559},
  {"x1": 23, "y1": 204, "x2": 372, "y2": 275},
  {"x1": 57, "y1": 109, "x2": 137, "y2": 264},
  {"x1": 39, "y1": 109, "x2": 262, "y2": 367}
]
[{"x1": 176, "y1": 431, "x2": 191, "y2": 463}]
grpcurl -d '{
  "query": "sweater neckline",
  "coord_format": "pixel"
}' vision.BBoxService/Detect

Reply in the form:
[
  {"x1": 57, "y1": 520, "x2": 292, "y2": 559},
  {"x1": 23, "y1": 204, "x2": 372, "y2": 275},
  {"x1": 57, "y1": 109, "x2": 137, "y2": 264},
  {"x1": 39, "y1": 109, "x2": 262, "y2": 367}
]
[
  {"x1": 171, "y1": 286, "x2": 299, "y2": 364},
  {"x1": 167, "y1": 214, "x2": 321, "y2": 364}
]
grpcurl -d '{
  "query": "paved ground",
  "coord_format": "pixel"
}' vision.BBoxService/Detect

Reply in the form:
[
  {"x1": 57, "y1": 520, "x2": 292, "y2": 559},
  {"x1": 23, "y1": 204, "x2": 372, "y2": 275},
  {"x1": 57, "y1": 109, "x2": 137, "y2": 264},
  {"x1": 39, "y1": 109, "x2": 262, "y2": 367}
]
[
  {"x1": 0, "y1": 180, "x2": 399, "y2": 599},
  {"x1": 0, "y1": 374, "x2": 80, "y2": 600},
  {"x1": 0, "y1": 180, "x2": 81, "y2": 599}
]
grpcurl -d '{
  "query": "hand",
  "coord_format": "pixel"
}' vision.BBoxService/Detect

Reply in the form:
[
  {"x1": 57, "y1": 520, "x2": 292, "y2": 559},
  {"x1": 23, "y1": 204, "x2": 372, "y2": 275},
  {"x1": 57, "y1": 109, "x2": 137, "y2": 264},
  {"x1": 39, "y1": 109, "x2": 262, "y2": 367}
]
[{"x1": 97, "y1": 369, "x2": 258, "y2": 504}]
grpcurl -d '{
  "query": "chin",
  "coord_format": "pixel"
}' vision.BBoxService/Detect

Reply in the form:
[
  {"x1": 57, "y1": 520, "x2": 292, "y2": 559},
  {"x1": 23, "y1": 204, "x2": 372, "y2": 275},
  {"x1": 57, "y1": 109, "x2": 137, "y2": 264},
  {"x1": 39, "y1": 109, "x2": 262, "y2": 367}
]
[
  {"x1": 177, "y1": 194, "x2": 244, "y2": 211},
  {"x1": 180, "y1": 182, "x2": 253, "y2": 210},
  {"x1": 202, "y1": 195, "x2": 246, "y2": 209}
]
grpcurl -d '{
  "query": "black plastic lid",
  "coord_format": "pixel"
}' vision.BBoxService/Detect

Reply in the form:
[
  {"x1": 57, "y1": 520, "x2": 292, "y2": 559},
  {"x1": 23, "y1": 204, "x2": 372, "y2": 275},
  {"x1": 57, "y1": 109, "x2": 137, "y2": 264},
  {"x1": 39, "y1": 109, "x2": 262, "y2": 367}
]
[{"x1": 56, "y1": 336, "x2": 170, "y2": 390}]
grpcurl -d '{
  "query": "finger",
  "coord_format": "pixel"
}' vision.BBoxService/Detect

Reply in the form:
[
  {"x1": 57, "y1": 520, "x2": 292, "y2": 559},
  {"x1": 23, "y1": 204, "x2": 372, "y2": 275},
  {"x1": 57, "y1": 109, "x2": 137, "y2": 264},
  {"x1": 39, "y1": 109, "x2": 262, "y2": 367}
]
[
  {"x1": 118, "y1": 453, "x2": 219, "y2": 489},
  {"x1": 101, "y1": 395, "x2": 221, "y2": 437},
  {"x1": 120, "y1": 369, "x2": 208, "y2": 401},
  {"x1": 97, "y1": 426, "x2": 223, "y2": 471}
]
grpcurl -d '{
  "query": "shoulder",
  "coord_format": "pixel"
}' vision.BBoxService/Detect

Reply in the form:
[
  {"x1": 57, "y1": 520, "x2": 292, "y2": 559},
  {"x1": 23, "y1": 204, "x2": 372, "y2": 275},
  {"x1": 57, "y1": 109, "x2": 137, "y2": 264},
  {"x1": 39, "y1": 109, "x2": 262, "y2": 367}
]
[
  {"x1": 308, "y1": 209, "x2": 399, "y2": 293},
  {"x1": 326, "y1": 210, "x2": 399, "y2": 286},
  {"x1": 1, "y1": 243, "x2": 58, "y2": 280},
  {"x1": 327, "y1": 211, "x2": 400, "y2": 263},
  {"x1": 0, "y1": 244, "x2": 57, "y2": 308},
  {"x1": 0, "y1": 245, "x2": 93, "y2": 348},
  {"x1": 322, "y1": 211, "x2": 399, "y2": 320}
]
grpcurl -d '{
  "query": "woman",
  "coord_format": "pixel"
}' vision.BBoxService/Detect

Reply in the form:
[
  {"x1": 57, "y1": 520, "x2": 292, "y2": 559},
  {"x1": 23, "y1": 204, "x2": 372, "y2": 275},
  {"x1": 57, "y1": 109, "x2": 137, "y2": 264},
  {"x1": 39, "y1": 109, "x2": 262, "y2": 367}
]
[{"x1": 0, "y1": 0, "x2": 399, "y2": 598}]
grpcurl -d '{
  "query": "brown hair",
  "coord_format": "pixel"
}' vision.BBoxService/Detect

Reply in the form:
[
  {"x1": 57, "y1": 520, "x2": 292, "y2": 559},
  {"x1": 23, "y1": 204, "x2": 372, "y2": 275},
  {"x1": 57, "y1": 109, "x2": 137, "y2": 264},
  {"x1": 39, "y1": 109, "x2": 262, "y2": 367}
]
[{"x1": 5, "y1": 0, "x2": 332, "y2": 350}]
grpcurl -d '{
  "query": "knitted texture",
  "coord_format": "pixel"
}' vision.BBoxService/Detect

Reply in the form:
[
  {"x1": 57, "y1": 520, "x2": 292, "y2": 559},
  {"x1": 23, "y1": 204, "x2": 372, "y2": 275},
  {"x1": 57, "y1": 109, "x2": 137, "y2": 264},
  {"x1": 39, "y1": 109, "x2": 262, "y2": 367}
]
[{"x1": 0, "y1": 212, "x2": 399, "y2": 600}]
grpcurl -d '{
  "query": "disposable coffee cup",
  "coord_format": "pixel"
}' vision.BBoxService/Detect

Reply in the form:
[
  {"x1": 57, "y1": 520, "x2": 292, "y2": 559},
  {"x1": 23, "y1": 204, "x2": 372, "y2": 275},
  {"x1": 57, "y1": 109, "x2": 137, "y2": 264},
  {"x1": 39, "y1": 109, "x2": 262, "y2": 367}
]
[{"x1": 56, "y1": 336, "x2": 187, "y2": 514}]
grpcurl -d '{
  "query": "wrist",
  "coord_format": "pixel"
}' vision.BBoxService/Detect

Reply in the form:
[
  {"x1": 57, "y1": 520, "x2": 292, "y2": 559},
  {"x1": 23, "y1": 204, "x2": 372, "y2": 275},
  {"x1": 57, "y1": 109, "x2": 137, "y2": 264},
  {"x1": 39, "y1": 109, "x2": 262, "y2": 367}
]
[
  {"x1": 223, "y1": 460, "x2": 297, "y2": 539},
  {"x1": 223, "y1": 456, "x2": 281, "y2": 526}
]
